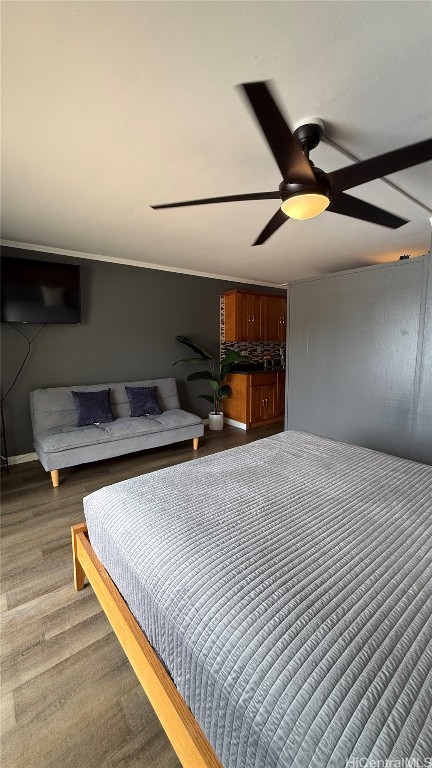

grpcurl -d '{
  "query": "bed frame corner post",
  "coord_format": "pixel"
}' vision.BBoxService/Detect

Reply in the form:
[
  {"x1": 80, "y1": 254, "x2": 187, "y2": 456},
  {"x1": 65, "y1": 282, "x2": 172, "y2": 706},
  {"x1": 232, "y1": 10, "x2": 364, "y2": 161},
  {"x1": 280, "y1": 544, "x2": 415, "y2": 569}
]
[{"x1": 71, "y1": 523, "x2": 87, "y2": 591}]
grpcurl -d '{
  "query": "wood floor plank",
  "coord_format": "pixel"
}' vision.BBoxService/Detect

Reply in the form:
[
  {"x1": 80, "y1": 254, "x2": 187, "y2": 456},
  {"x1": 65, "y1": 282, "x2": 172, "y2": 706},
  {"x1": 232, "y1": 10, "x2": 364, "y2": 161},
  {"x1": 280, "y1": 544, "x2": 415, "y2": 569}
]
[
  {"x1": 42, "y1": 590, "x2": 102, "y2": 639},
  {"x1": 1, "y1": 585, "x2": 85, "y2": 654},
  {"x1": 1, "y1": 583, "x2": 83, "y2": 625},
  {"x1": 1, "y1": 614, "x2": 44, "y2": 658},
  {"x1": 13, "y1": 634, "x2": 130, "y2": 728},
  {"x1": 0, "y1": 424, "x2": 282, "y2": 767},
  {"x1": 0, "y1": 592, "x2": 8, "y2": 613},
  {"x1": 1, "y1": 611, "x2": 112, "y2": 694},
  {"x1": 99, "y1": 731, "x2": 179, "y2": 768},
  {"x1": 0, "y1": 549, "x2": 43, "y2": 581},
  {"x1": 0, "y1": 691, "x2": 16, "y2": 736},
  {"x1": 3, "y1": 553, "x2": 74, "y2": 610},
  {"x1": 3, "y1": 696, "x2": 133, "y2": 768},
  {"x1": 0, "y1": 507, "x2": 33, "y2": 528}
]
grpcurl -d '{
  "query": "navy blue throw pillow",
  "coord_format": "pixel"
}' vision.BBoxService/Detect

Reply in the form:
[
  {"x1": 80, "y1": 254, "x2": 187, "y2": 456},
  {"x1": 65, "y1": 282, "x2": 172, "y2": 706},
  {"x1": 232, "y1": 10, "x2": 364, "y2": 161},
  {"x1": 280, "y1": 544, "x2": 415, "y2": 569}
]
[
  {"x1": 125, "y1": 385, "x2": 162, "y2": 417},
  {"x1": 72, "y1": 389, "x2": 114, "y2": 427}
]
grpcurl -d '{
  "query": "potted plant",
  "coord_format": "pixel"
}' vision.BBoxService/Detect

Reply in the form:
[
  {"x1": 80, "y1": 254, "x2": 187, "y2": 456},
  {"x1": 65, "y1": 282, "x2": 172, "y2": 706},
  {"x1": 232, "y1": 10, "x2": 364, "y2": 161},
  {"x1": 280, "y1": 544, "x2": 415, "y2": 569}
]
[{"x1": 174, "y1": 335, "x2": 248, "y2": 430}]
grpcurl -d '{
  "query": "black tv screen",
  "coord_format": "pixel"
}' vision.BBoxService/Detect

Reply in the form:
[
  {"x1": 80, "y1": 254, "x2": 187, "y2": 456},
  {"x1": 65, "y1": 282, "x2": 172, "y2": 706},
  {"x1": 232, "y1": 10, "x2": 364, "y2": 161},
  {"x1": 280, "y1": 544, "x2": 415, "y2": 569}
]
[{"x1": 1, "y1": 257, "x2": 81, "y2": 324}]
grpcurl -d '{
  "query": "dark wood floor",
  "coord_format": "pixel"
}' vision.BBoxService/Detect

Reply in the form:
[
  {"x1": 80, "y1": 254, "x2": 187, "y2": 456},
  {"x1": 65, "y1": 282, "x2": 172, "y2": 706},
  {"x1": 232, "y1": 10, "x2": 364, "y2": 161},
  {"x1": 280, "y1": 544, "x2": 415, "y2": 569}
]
[{"x1": 0, "y1": 423, "x2": 282, "y2": 768}]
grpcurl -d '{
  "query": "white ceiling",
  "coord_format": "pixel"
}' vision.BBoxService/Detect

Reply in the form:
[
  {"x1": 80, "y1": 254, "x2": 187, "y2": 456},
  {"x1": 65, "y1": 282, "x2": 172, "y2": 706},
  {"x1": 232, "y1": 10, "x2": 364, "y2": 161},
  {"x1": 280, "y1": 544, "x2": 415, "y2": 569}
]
[{"x1": 1, "y1": 1, "x2": 431, "y2": 285}]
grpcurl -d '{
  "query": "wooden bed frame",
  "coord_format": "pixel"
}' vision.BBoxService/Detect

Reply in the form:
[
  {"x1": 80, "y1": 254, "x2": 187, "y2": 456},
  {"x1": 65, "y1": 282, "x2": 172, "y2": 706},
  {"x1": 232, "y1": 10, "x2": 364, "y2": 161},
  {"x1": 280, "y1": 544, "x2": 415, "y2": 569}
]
[{"x1": 71, "y1": 524, "x2": 222, "y2": 768}]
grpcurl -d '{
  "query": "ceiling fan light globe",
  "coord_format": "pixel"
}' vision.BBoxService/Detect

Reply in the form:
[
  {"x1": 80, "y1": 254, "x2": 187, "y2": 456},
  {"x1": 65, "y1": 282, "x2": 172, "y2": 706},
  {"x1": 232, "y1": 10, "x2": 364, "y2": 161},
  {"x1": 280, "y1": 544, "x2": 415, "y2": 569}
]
[{"x1": 280, "y1": 193, "x2": 330, "y2": 220}]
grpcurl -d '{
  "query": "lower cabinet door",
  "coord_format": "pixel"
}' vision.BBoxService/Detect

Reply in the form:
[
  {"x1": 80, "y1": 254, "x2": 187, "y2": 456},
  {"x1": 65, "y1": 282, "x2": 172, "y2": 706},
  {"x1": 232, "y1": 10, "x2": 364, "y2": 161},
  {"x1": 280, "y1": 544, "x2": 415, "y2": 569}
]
[
  {"x1": 250, "y1": 385, "x2": 265, "y2": 423},
  {"x1": 250, "y1": 384, "x2": 279, "y2": 422},
  {"x1": 263, "y1": 384, "x2": 278, "y2": 419},
  {"x1": 277, "y1": 373, "x2": 286, "y2": 416}
]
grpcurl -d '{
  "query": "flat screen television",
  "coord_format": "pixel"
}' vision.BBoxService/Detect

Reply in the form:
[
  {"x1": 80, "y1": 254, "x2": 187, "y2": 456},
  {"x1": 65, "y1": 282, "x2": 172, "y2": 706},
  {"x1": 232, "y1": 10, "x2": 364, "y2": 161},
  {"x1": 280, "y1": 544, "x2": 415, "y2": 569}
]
[{"x1": 1, "y1": 257, "x2": 81, "y2": 324}]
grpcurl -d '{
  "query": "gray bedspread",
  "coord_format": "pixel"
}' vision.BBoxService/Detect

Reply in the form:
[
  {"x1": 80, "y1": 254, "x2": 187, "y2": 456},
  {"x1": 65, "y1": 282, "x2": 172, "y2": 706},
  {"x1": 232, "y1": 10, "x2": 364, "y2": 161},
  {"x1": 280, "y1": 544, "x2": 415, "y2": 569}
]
[{"x1": 83, "y1": 430, "x2": 432, "y2": 768}]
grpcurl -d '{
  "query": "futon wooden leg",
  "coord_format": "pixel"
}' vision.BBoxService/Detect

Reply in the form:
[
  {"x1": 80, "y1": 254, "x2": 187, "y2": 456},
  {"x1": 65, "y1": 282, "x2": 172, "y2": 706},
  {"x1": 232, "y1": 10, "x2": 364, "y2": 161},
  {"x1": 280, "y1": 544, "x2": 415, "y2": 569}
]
[
  {"x1": 71, "y1": 523, "x2": 87, "y2": 591},
  {"x1": 50, "y1": 469, "x2": 59, "y2": 488},
  {"x1": 193, "y1": 437, "x2": 199, "y2": 450}
]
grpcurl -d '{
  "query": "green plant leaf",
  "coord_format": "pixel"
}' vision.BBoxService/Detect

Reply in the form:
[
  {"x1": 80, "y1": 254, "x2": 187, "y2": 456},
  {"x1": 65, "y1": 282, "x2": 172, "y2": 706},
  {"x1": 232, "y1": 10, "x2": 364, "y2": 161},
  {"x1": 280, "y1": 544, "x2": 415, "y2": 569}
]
[
  {"x1": 221, "y1": 349, "x2": 249, "y2": 366},
  {"x1": 208, "y1": 379, "x2": 220, "y2": 391},
  {"x1": 220, "y1": 350, "x2": 250, "y2": 381},
  {"x1": 175, "y1": 336, "x2": 212, "y2": 360},
  {"x1": 219, "y1": 384, "x2": 232, "y2": 399},
  {"x1": 186, "y1": 370, "x2": 213, "y2": 381},
  {"x1": 198, "y1": 394, "x2": 215, "y2": 404},
  {"x1": 173, "y1": 357, "x2": 207, "y2": 366}
]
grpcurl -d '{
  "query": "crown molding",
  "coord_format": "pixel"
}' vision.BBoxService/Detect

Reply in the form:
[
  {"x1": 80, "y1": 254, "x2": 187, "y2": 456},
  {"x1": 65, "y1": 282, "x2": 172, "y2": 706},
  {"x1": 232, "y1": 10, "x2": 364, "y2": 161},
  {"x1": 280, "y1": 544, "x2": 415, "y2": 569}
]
[{"x1": 0, "y1": 240, "x2": 281, "y2": 288}]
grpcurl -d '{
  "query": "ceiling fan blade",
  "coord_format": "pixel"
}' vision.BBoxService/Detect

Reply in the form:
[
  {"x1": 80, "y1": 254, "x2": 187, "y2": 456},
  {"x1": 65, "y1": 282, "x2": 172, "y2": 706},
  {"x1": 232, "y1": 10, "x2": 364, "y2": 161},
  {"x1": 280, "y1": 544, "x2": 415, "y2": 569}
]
[
  {"x1": 327, "y1": 192, "x2": 408, "y2": 228},
  {"x1": 328, "y1": 138, "x2": 432, "y2": 193},
  {"x1": 151, "y1": 191, "x2": 281, "y2": 209},
  {"x1": 253, "y1": 208, "x2": 289, "y2": 245},
  {"x1": 239, "y1": 81, "x2": 316, "y2": 184}
]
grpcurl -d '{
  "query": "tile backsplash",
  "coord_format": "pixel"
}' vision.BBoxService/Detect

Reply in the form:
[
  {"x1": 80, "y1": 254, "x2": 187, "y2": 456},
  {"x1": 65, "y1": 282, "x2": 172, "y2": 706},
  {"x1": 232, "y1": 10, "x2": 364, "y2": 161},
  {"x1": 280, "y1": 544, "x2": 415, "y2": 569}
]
[
  {"x1": 221, "y1": 340, "x2": 286, "y2": 363},
  {"x1": 220, "y1": 296, "x2": 286, "y2": 364}
]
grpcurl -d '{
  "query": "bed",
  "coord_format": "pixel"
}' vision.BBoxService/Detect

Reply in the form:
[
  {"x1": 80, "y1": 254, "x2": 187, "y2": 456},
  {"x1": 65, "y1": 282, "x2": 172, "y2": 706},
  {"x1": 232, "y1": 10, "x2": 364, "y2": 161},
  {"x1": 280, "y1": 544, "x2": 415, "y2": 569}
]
[{"x1": 72, "y1": 430, "x2": 432, "y2": 767}]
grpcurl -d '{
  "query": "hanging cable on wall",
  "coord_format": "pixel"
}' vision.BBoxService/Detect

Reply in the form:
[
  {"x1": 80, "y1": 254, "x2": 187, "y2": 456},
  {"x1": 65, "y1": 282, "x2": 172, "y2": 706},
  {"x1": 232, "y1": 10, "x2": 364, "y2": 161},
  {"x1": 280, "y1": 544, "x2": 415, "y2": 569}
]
[
  {"x1": 1, "y1": 323, "x2": 47, "y2": 405},
  {"x1": 1, "y1": 323, "x2": 47, "y2": 471}
]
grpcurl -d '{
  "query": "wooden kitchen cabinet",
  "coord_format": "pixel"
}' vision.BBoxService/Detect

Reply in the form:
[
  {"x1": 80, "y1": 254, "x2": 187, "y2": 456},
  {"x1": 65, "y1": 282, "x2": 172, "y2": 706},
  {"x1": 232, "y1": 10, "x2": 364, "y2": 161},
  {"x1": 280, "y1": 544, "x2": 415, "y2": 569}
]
[
  {"x1": 250, "y1": 382, "x2": 279, "y2": 423},
  {"x1": 223, "y1": 290, "x2": 286, "y2": 343},
  {"x1": 224, "y1": 371, "x2": 285, "y2": 429},
  {"x1": 224, "y1": 291, "x2": 263, "y2": 342},
  {"x1": 277, "y1": 372, "x2": 286, "y2": 416},
  {"x1": 238, "y1": 292, "x2": 263, "y2": 342},
  {"x1": 262, "y1": 296, "x2": 287, "y2": 342}
]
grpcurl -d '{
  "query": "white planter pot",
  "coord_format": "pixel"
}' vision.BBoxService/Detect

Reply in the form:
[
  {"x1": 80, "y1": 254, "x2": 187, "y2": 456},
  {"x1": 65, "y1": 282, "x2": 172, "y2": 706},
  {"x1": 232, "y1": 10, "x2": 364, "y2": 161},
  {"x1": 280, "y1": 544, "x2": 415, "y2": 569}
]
[{"x1": 208, "y1": 412, "x2": 224, "y2": 431}]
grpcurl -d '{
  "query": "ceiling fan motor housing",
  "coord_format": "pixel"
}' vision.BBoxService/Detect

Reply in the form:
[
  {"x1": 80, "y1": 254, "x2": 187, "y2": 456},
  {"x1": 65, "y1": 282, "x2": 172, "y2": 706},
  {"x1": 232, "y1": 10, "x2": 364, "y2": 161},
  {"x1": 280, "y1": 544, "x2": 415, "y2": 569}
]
[
  {"x1": 279, "y1": 166, "x2": 330, "y2": 201},
  {"x1": 293, "y1": 119, "x2": 324, "y2": 151},
  {"x1": 280, "y1": 119, "x2": 329, "y2": 200}
]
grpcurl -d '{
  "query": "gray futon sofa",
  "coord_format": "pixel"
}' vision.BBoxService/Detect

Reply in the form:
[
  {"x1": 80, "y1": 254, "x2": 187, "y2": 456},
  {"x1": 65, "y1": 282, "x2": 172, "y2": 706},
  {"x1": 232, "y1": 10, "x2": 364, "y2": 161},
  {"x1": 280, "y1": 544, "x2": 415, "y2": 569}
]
[{"x1": 30, "y1": 378, "x2": 204, "y2": 487}]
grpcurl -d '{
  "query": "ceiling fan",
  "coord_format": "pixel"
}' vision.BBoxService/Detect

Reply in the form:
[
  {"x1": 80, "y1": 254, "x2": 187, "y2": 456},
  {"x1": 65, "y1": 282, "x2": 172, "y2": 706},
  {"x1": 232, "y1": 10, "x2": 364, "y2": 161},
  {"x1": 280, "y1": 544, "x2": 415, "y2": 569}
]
[{"x1": 151, "y1": 81, "x2": 432, "y2": 245}]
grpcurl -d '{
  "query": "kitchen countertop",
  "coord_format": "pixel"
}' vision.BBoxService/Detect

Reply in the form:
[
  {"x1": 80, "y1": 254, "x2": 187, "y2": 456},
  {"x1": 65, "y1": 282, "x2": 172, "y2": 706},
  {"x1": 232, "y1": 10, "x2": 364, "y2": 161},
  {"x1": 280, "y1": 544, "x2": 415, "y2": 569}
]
[{"x1": 229, "y1": 367, "x2": 286, "y2": 375}]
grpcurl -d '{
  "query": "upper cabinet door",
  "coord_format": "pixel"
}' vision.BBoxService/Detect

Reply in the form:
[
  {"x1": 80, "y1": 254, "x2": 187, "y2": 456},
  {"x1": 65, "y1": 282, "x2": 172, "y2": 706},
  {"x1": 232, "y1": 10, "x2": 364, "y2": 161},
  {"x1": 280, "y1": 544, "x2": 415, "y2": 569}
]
[
  {"x1": 223, "y1": 291, "x2": 285, "y2": 342},
  {"x1": 263, "y1": 296, "x2": 280, "y2": 341},
  {"x1": 262, "y1": 296, "x2": 287, "y2": 341},
  {"x1": 245, "y1": 293, "x2": 263, "y2": 342},
  {"x1": 277, "y1": 297, "x2": 287, "y2": 342},
  {"x1": 224, "y1": 292, "x2": 263, "y2": 342},
  {"x1": 237, "y1": 293, "x2": 251, "y2": 341},
  {"x1": 224, "y1": 292, "x2": 239, "y2": 341}
]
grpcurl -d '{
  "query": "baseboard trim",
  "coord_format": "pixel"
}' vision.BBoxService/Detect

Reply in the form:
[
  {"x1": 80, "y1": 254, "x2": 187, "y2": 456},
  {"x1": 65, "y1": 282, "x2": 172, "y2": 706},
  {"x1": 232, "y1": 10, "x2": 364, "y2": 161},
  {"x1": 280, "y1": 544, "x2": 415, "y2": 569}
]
[
  {"x1": 8, "y1": 452, "x2": 38, "y2": 465},
  {"x1": 223, "y1": 417, "x2": 247, "y2": 430}
]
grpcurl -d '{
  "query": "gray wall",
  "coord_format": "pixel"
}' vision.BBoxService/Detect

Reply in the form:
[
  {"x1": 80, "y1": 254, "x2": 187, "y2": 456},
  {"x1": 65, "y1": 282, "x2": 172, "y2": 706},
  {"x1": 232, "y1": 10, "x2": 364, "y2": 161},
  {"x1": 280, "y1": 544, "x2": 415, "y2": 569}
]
[
  {"x1": 287, "y1": 254, "x2": 432, "y2": 465},
  {"x1": 1, "y1": 247, "x2": 284, "y2": 455}
]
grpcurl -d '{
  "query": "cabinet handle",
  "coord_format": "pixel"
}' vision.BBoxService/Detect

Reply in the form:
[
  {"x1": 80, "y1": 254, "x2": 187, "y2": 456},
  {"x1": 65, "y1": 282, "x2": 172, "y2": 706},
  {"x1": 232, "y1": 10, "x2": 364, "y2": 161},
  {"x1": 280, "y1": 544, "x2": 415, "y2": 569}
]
[
  {"x1": 261, "y1": 400, "x2": 265, "y2": 406},
  {"x1": 251, "y1": 314, "x2": 254, "y2": 322}
]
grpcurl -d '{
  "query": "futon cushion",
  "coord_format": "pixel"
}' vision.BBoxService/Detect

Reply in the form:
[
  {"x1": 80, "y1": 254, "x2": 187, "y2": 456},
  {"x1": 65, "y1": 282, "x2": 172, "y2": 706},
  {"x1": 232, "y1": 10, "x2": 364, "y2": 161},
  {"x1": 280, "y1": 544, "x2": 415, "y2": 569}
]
[
  {"x1": 125, "y1": 385, "x2": 162, "y2": 417},
  {"x1": 72, "y1": 389, "x2": 114, "y2": 427},
  {"x1": 35, "y1": 410, "x2": 201, "y2": 453},
  {"x1": 152, "y1": 409, "x2": 202, "y2": 429}
]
